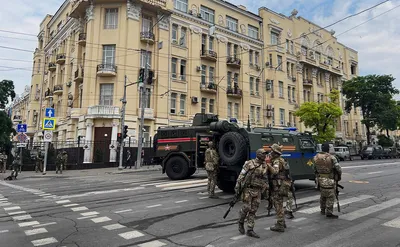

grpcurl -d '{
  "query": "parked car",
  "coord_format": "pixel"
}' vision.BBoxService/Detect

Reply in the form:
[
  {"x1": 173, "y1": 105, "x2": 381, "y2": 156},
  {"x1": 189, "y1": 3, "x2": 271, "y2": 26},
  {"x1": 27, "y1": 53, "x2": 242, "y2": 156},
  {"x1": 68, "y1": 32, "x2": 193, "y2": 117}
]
[
  {"x1": 334, "y1": 146, "x2": 353, "y2": 161},
  {"x1": 317, "y1": 143, "x2": 340, "y2": 161},
  {"x1": 360, "y1": 145, "x2": 384, "y2": 160},
  {"x1": 382, "y1": 147, "x2": 397, "y2": 159}
]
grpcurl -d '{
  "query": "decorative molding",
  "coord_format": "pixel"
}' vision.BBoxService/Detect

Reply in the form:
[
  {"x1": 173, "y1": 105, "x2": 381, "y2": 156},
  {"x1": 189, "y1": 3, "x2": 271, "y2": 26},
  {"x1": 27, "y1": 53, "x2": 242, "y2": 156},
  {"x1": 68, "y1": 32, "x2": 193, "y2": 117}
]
[
  {"x1": 85, "y1": 3, "x2": 94, "y2": 22},
  {"x1": 158, "y1": 13, "x2": 170, "y2": 30},
  {"x1": 191, "y1": 4, "x2": 198, "y2": 16},
  {"x1": 309, "y1": 27, "x2": 323, "y2": 38},
  {"x1": 270, "y1": 18, "x2": 280, "y2": 25},
  {"x1": 189, "y1": 25, "x2": 202, "y2": 34},
  {"x1": 218, "y1": 15, "x2": 224, "y2": 26},
  {"x1": 287, "y1": 29, "x2": 292, "y2": 38},
  {"x1": 127, "y1": 0, "x2": 141, "y2": 21},
  {"x1": 312, "y1": 68, "x2": 318, "y2": 78},
  {"x1": 240, "y1": 24, "x2": 246, "y2": 34},
  {"x1": 324, "y1": 72, "x2": 331, "y2": 83},
  {"x1": 296, "y1": 63, "x2": 303, "y2": 73},
  {"x1": 240, "y1": 43, "x2": 250, "y2": 51},
  {"x1": 216, "y1": 34, "x2": 228, "y2": 43}
]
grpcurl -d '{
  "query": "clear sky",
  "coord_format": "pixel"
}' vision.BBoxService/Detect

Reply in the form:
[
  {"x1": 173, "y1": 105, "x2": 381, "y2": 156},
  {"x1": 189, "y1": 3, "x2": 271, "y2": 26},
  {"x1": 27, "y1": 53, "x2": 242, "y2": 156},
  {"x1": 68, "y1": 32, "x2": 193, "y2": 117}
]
[{"x1": 0, "y1": 0, "x2": 399, "y2": 99}]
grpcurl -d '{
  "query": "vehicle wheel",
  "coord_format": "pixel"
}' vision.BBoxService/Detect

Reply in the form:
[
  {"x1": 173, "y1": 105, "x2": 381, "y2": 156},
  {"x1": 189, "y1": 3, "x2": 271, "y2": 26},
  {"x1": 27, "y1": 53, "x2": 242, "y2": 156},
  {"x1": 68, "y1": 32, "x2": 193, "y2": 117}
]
[
  {"x1": 187, "y1": 167, "x2": 196, "y2": 178},
  {"x1": 350, "y1": 156, "x2": 353, "y2": 161},
  {"x1": 361, "y1": 156, "x2": 364, "y2": 160},
  {"x1": 165, "y1": 156, "x2": 189, "y2": 180},
  {"x1": 218, "y1": 132, "x2": 247, "y2": 167}
]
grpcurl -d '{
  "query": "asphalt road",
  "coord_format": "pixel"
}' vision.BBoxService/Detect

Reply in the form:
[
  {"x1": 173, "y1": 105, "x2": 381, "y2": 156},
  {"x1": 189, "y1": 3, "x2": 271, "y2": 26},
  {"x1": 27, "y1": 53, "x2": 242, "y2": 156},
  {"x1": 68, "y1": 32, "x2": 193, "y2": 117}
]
[{"x1": 1, "y1": 159, "x2": 400, "y2": 247}]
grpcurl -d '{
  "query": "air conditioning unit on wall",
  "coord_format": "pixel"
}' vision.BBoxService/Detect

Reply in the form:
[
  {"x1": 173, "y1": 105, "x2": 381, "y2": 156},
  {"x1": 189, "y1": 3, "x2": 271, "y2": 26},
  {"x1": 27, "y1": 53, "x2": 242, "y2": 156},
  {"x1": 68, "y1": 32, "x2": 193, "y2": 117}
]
[{"x1": 191, "y1": 96, "x2": 198, "y2": 103}]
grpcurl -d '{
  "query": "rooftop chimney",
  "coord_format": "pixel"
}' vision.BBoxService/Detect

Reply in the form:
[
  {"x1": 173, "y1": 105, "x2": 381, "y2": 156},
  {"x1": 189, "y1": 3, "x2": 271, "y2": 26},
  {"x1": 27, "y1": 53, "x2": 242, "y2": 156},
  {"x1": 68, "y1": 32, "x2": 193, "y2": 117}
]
[{"x1": 238, "y1": 5, "x2": 247, "y2": 11}]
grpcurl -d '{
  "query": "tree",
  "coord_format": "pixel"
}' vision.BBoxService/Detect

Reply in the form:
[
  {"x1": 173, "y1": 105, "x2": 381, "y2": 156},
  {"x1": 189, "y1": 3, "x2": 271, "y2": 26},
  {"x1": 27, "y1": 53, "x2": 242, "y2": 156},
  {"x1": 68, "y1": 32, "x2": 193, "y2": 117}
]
[
  {"x1": 377, "y1": 134, "x2": 394, "y2": 147},
  {"x1": 342, "y1": 74, "x2": 399, "y2": 145},
  {"x1": 374, "y1": 100, "x2": 400, "y2": 137},
  {"x1": 294, "y1": 89, "x2": 343, "y2": 143},
  {"x1": 0, "y1": 79, "x2": 16, "y2": 152}
]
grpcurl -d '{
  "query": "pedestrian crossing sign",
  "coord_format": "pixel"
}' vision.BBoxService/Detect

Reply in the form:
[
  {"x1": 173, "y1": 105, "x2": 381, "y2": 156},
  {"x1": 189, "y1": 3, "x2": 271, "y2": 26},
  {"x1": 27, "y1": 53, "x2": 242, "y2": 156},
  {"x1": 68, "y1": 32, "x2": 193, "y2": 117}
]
[{"x1": 42, "y1": 118, "x2": 56, "y2": 130}]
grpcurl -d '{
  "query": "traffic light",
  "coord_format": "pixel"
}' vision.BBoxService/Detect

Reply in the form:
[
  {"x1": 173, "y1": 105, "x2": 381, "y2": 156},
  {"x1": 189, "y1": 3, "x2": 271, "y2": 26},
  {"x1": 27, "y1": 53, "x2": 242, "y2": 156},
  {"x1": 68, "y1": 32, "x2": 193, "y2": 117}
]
[
  {"x1": 147, "y1": 70, "x2": 154, "y2": 84},
  {"x1": 117, "y1": 133, "x2": 122, "y2": 144},
  {"x1": 123, "y1": 125, "x2": 128, "y2": 139},
  {"x1": 138, "y1": 68, "x2": 145, "y2": 83}
]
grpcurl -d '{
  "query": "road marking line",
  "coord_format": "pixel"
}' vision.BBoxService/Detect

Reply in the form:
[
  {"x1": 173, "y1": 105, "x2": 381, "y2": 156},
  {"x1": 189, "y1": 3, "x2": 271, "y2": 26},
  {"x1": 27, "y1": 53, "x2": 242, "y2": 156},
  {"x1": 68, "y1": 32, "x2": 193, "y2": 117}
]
[
  {"x1": 91, "y1": 217, "x2": 112, "y2": 223},
  {"x1": 342, "y1": 162, "x2": 400, "y2": 169},
  {"x1": 146, "y1": 204, "x2": 162, "y2": 208},
  {"x1": 56, "y1": 200, "x2": 71, "y2": 204},
  {"x1": 43, "y1": 195, "x2": 55, "y2": 198},
  {"x1": 231, "y1": 235, "x2": 246, "y2": 240},
  {"x1": 115, "y1": 209, "x2": 132, "y2": 213},
  {"x1": 24, "y1": 228, "x2": 48, "y2": 236},
  {"x1": 80, "y1": 211, "x2": 99, "y2": 216},
  {"x1": 199, "y1": 196, "x2": 209, "y2": 200},
  {"x1": 18, "y1": 221, "x2": 40, "y2": 227},
  {"x1": 118, "y1": 230, "x2": 145, "y2": 240},
  {"x1": 138, "y1": 240, "x2": 167, "y2": 247},
  {"x1": 296, "y1": 195, "x2": 321, "y2": 204},
  {"x1": 39, "y1": 194, "x2": 52, "y2": 197},
  {"x1": 297, "y1": 195, "x2": 374, "y2": 214},
  {"x1": 0, "y1": 203, "x2": 12, "y2": 207},
  {"x1": 382, "y1": 216, "x2": 400, "y2": 228},
  {"x1": 367, "y1": 171, "x2": 383, "y2": 175},
  {"x1": 182, "y1": 187, "x2": 205, "y2": 192},
  {"x1": 0, "y1": 198, "x2": 8, "y2": 201},
  {"x1": 77, "y1": 215, "x2": 97, "y2": 220},
  {"x1": 175, "y1": 200, "x2": 188, "y2": 204},
  {"x1": 103, "y1": 223, "x2": 126, "y2": 230},
  {"x1": 71, "y1": 206, "x2": 88, "y2": 212},
  {"x1": 292, "y1": 217, "x2": 307, "y2": 222},
  {"x1": 4, "y1": 206, "x2": 20, "y2": 211},
  {"x1": 31, "y1": 237, "x2": 58, "y2": 246},
  {"x1": 33, "y1": 222, "x2": 57, "y2": 228},
  {"x1": 63, "y1": 203, "x2": 79, "y2": 207},
  {"x1": 342, "y1": 198, "x2": 400, "y2": 221},
  {"x1": 0, "y1": 230, "x2": 9, "y2": 233},
  {"x1": 8, "y1": 211, "x2": 26, "y2": 215},
  {"x1": 156, "y1": 179, "x2": 208, "y2": 188},
  {"x1": 58, "y1": 187, "x2": 144, "y2": 199},
  {"x1": 12, "y1": 215, "x2": 32, "y2": 221}
]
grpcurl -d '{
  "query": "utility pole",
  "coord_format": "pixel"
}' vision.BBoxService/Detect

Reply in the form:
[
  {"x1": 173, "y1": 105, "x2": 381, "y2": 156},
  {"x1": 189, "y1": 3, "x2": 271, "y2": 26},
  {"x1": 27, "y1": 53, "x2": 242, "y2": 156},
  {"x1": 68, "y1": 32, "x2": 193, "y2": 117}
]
[
  {"x1": 118, "y1": 75, "x2": 128, "y2": 170},
  {"x1": 43, "y1": 141, "x2": 48, "y2": 174}
]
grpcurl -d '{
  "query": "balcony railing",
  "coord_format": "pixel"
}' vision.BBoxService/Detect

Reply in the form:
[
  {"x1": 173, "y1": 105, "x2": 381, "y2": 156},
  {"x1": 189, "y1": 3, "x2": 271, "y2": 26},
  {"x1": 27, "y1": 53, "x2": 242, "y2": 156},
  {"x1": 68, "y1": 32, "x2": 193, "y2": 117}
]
[
  {"x1": 74, "y1": 67, "x2": 84, "y2": 82},
  {"x1": 97, "y1": 64, "x2": 117, "y2": 76},
  {"x1": 303, "y1": 79, "x2": 313, "y2": 86},
  {"x1": 78, "y1": 33, "x2": 86, "y2": 45},
  {"x1": 140, "y1": 32, "x2": 155, "y2": 44},
  {"x1": 226, "y1": 86, "x2": 243, "y2": 98},
  {"x1": 200, "y1": 50, "x2": 217, "y2": 61},
  {"x1": 200, "y1": 82, "x2": 217, "y2": 93},
  {"x1": 137, "y1": 108, "x2": 155, "y2": 120},
  {"x1": 53, "y1": 85, "x2": 63, "y2": 95},
  {"x1": 87, "y1": 105, "x2": 120, "y2": 118},
  {"x1": 226, "y1": 56, "x2": 241, "y2": 68},
  {"x1": 44, "y1": 89, "x2": 53, "y2": 98},
  {"x1": 48, "y1": 62, "x2": 56, "y2": 71},
  {"x1": 56, "y1": 53, "x2": 66, "y2": 64}
]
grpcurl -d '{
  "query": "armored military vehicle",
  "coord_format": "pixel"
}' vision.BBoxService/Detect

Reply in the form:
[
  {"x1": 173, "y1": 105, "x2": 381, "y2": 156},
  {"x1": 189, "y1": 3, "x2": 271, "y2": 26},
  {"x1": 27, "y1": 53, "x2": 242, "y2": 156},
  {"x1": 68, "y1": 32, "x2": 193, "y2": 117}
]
[{"x1": 153, "y1": 113, "x2": 317, "y2": 192}]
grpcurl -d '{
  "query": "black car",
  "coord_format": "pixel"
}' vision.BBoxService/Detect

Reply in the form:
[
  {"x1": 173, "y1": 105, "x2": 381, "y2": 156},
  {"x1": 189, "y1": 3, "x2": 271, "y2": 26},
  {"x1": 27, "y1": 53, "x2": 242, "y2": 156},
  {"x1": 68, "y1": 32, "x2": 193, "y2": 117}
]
[{"x1": 360, "y1": 145, "x2": 384, "y2": 160}]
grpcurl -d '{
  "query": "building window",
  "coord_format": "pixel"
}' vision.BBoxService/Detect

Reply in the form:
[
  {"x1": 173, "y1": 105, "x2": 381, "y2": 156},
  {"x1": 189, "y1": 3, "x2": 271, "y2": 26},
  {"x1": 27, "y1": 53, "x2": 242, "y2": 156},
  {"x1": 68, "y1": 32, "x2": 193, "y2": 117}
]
[
  {"x1": 37, "y1": 59, "x2": 41, "y2": 73},
  {"x1": 271, "y1": 31, "x2": 279, "y2": 45},
  {"x1": 234, "y1": 73, "x2": 239, "y2": 85},
  {"x1": 292, "y1": 88, "x2": 295, "y2": 102},
  {"x1": 142, "y1": 15, "x2": 152, "y2": 32},
  {"x1": 171, "y1": 58, "x2": 177, "y2": 79},
  {"x1": 226, "y1": 16, "x2": 238, "y2": 32},
  {"x1": 250, "y1": 106, "x2": 255, "y2": 122},
  {"x1": 104, "y1": 8, "x2": 118, "y2": 29},
  {"x1": 209, "y1": 36, "x2": 214, "y2": 51},
  {"x1": 201, "y1": 98, "x2": 207, "y2": 113},
  {"x1": 180, "y1": 60, "x2": 186, "y2": 80},
  {"x1": 180, "y1": 27, "x2": 187, "y2": 46},
  {"x1": 227, "y1": 71, "x2": 232, "y2": 88},
  {"x1": 256, "y1": 107, "x2": 261, "y2": 123},
  {"x1": 269, "y1": 54, "x2": 273, "y2": 66},
  {"x1": 250, "y1": 77, "x2": 254, "y2": 95},
  {"x1": 280, "y1": 108, "x2": 285, "y2": 126},
  {"x1": 209, "y1": 66, "x2": 214, "y2": 83},
  {"x1": 248, "y1": 25, "x2": 258, "y2": 39},
  {"x1": 209, "y1": 99, "x2": 214, "y2": 113},
  {"x1": 200, "y1": 5, "x2": 215, "y2": 23},
  {"x1": 290, "y1": 41, "x2": 294, "y2": 54},
  {"x1": 102, "y1": 45, "x2": 116, "y2": 67},
  {"x1": 351, "y1": 64, "x2": 357, "y2": 75},
  {"x1": 277, "y1": 55, "x2": 282, "y2": 70},
  {"x1": 180, "y1": 94, "x2": 186, "y2": 114},
  {"x1": 99, "y1": 84, "x2": 114, "y2": 105},
  {"x1": 234, "y1": 103, "x2": 239, "y2": 118},
  {"x1": 271, "y1": 108, "x2": 275, "y2": 125},
  {"x1": 279, "y1": 81, "x2": 284, "y2": 98},
  {"x1": 227, "y1": 42, "x2": 231, "y2": 56},
  {"x1": 286, "y1": 39, "x2": 289, "y2": 51},
  {"x1": 170, "y1": 93, "x2": 177, "y2": 114},
  {"x1": 140, "y1": 50, "x2": 152, "y2": 68},
  {"x1": 201, "y1": 65, "x2": 207, "y2": 84},
  {"x1": 227, "y1": 102, "x2": 232, "y2": 118},
  {"x1": 172, "y1": 24, "x2": 178, "y2": 43},
  {"x1": 287, "y1": 86, "x2": 291, "y2": 101},
  {"x1": 249, "y1": 50, "x2": 253, "y2": 65},
  {"x1": 255, "y1": 52, "x2": 259, "y2": 65},
  {"x1": 255, "y1": 78, "x2": 260, "y2": 95},
  {"x1": 174, "y1": 0, "x2": 188, "y2": 12}
]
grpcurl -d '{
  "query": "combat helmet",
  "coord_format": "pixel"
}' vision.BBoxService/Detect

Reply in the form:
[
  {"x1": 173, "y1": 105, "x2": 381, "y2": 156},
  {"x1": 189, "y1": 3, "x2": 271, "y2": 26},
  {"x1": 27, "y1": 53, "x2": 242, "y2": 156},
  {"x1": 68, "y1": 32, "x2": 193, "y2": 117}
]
[
  {"x1": 270, "y1": 143, "x2": 283, "y2": 155},
  {"x1": 256, "y1": 148, "x2": 267, "y2": 160},
  {"x1": 208, "y1": 141, "x2": 214, "y2": 148}
]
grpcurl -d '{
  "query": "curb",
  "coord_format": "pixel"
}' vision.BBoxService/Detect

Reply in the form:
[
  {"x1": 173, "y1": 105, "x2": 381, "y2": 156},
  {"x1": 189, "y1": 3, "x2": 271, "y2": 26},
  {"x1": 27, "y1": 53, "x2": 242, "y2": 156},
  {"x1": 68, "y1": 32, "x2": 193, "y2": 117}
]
[{"x1": 109, "y1": 167, "x2": 162, "y2": 174}]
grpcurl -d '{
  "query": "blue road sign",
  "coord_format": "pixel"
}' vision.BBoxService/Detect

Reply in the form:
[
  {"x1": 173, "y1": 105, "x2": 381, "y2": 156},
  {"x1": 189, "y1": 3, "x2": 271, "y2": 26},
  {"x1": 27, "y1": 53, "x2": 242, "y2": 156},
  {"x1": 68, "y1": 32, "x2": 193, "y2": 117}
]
[
  {"x1": 17, "y1": 124, "x2": 27, "y2": 133},
  {"x1": 42, "y1": 118, "x2": 56, "y2": 130},
  {"x1": 45, "y1": 108, "x2": 55, "y2": 118}
]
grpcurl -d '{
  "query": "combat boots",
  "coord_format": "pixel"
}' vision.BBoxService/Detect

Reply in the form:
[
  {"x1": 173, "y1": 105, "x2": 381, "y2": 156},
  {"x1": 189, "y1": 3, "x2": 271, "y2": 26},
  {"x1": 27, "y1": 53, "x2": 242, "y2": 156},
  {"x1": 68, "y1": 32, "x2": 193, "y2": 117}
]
[
  {"x1": 326, "y1": 213, "x2": 339, "y2": 219},
  {"x1": 270, "y1": 224, "x2": 285, "y2": 232},
  {"x1": 286, "y1": 211, "x2": 294, "y2": 219},
  {"x1": 238, "y1": 222, "x2": 245, "y2": 234},
  {"x1": 246, "y1": 230, "x2": 260, "y2": 238},
  {"x1": 209, "y1": 194, "x2": 219, "y2": 199},
  {"x1": 320, "y1": 209, "x2": 325, "y2": 215}
]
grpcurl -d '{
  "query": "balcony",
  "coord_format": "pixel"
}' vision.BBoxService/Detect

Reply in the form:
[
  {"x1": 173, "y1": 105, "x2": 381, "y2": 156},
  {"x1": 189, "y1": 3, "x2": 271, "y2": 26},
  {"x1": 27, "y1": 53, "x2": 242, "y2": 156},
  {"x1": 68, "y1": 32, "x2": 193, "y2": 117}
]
[
  {"x1": 200, "y1": 50, "x2": 217, "y2": 62},
  {"x1": 87, "y1": 105, "x2": 120, "y2": 119},
  {"x1": 226, "y1": 57, "x2": 241, "y2": 69},
  {"x1": 137, "y1": 108, "x2": 155, "y2": 120},
  {"x1": 78, "y1": 33, "x2": 86, "y2": 46},
  {"x1": 13, "y1": 115, "x2": 22, "y2": 123},
  {"x1": 74, "y1": 67, "x2": 84, "y2": 82},
  {"x1": 140, "y1": 32, "x2": 155, "y2": 44},
  {"x1": 56, "y1": 53, "x2": 66, "y2": 65},
  {"x1": 226, "y1": 86, "x2": 243, "y2": 98},
  {"x1": 303, "y1": 79, "x2": 313, "y2": 86},
  {"x1": 70, "y1": 0, "x2": 91, "y2": 18},
  {"x1": 319, "y1": 61, "x2": 330, "y2": 70},
  {"x1": 97, "y1": 64, "x2": 117, "y2": 77},
  {"x1": 53, "y1": 85, "x2": 63, "y2": 95},
  {"x1": 200, "y1": 82, "x2": 217, "y2": 94},
  {"x1": 300, "y1": 53, "x2": 316, "y2": 66},
  {"x1": 48, "y1": 62, "x2": 56, "y2": 72},
  {"x1": 44, "y1": 89, "x2": 53, "y2": 99},
  {"x1": 332, "y1": 66, "x2": 343, "y2": 75}
]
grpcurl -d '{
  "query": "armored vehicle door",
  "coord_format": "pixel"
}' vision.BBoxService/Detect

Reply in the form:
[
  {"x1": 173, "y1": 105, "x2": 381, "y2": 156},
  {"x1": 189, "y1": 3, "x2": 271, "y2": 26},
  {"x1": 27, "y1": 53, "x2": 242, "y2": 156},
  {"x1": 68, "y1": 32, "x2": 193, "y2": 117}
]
[
  {"x1": 296, "y1": 137, "x2": 317, "y2": 180},
  {"x1": 196, "y1": 134, "x2": 212, "y2": 169}
]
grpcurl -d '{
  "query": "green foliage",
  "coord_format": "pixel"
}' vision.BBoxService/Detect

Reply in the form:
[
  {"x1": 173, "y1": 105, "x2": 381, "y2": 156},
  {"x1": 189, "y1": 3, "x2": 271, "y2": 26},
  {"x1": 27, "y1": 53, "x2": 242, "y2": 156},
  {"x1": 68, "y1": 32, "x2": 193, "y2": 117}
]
[
  {"x1": 294, "y1": 89, "x2": 343, "y2": 143},
  {"x1": 0, "y1": 80, "x2": 16, "y2": 109},
  {"x1": 342, "y1": 74, "x2": 398, "y2": 144},
  {"x1": 377, "y1": 134, "x2": 394, "y2": 147},
  {"x1": 374, "y1": 100, "x2": 400, "y2": 133},
  {"x1": 0, "y1": 80, "x2": 16, "y2": 152}
]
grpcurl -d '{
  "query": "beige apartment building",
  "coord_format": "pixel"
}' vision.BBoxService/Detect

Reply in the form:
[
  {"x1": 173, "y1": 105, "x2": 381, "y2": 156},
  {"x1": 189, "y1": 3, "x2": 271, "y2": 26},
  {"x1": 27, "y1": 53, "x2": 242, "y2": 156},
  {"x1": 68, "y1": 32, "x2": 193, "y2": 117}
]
[
  {"x1": 10, "y1": 86, "x2": 31, "y2": 129},
  {"x1": 22, "y1": 0, "x2": 364, "y2": 163}
]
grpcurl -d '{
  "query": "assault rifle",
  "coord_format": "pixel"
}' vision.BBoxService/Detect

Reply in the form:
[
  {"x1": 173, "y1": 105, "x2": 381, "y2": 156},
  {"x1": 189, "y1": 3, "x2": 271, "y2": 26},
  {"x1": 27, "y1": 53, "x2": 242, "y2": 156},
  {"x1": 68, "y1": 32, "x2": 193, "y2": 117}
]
[{"x1": 336, "y1": 182, "x2": 344, "y2": 212}]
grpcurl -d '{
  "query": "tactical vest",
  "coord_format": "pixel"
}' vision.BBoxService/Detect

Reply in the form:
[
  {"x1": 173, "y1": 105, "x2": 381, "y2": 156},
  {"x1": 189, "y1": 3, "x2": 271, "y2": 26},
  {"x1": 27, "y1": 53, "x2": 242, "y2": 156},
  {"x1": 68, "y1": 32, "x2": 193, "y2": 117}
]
[
  {"x1": 271, "y1": 157, "x2": 290, "y2": 181},
  {"x1": 314, "y1": 153, "x2": 333, "y2": 175},
  {"x1": 247, "y1": 160, "x2": 267, "y2": 189}
]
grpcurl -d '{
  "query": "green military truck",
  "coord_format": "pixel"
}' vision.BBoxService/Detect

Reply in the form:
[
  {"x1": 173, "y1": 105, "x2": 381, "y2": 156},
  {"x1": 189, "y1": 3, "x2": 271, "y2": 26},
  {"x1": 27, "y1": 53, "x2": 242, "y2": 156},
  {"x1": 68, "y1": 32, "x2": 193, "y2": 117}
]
[{"x1": 153, "y1": 113, "x2": 317, "y2": 192}]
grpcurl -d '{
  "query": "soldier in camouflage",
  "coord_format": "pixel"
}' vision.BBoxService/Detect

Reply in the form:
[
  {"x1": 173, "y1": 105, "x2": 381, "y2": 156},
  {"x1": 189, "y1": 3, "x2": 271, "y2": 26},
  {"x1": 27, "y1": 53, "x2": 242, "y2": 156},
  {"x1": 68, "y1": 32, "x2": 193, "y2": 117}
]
[
  {"x1": 0, "y1": 151, "x2": 7, "y2": 173},
  {"x1": 236, "y1": 148, "x2": 268, "y2": 238},
  {"x1": 55, "y1": 151, "x2": 67, "y2": 174},
  {"x1": 266, "y1": 143, "x2": 292, "y2": 232},
  {"x1": 35, "y1": 149, "x2": 44, "y2": 173},
  {"x1": 205, "y1": 141, "x2": 219, "y2": 198},
  {"x1": 285, "y1": 190, "x2": 295, "y2": 219},
  {"x1": 313, "y1": 142, "x2": 342, "y2": 219}
]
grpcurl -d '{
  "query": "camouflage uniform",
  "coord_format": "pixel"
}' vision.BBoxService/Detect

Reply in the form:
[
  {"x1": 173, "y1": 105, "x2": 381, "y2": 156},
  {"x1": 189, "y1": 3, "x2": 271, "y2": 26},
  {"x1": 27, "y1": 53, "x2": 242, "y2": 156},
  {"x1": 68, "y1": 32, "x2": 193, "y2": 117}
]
[
  {"x1": 56, "y1": 151, "x2": 67, "y2": 174},
  {"x1": 285, "y1": 191, "x2": 294, "y2": 219},
  {"x1": 62, "y1": 151, "x2": 68, "y2": 171},
  {"x1": 205, "y1": 141, "x2": 219, "y2": 198},
  {"x1": 0, "y1": 152, "x2": 7, "y2": 173},
  {"x1": 10, "y1": 155, "x2": 21, "y2": 179},
  {"x1": 35, "y1": 150, "x2": 44, "y2": 173},
  {"x1": 266, "y1": 144, "x2": 292, "y2": 232},
  {"x1": 313, "y1": 149, "x2": 342, "y2": 218},
  {"x1": 236, "y1": 148, "x2": 268, "y2": 238}
]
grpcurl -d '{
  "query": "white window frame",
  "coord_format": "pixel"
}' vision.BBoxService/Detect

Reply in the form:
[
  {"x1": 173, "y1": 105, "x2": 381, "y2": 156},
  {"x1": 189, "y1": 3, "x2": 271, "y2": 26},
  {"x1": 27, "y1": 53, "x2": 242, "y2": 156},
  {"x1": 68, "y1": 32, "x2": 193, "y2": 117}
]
[
  {"x1": 142, "y1": 14, "x2": 152, "y2": 32},
  {"x1": 226, "y1": 16, "x2": 238, "y2": 32},
  {"x1": 170, "y1": 93, "x2": 177, "y2": 114},
  {"x1": 227, "y1": 102, "x2": 232, "y2": 118},
  {"x1": 171, "y1": 58, "x2": 177, "y2": 79},
  {"x1": 99, "y1": 84, "x2": 114, "y2": 106},
  {"x1": 255, "y1": 78, "x2": 260, "y2": 95},
  {"x1": 201, "y1": 65, "x2": 207, "y2": 85},
  {"x1": 180, "y1": 94, "x2": 186, "y2": 114},
  {"x1": 277, "y1": 55, "x2": 282, "y2": 70},
  {"x1": 248, "y1": 25, "x2": 258, "y2": 39},
  {"x1": 249, "y1": 77, "x2": 254, "y2": 95},
  {"x1": 280, "y1": 108, "x2": 285, "y2": 126},
  {"x1": 104, "y1": 8, "x2": 118, "y2": 29},
  {"x1": 279, "y1": 81, "x2": 284, "y2": 98},
  {"x1": 102, "y1": 45, "x2": 116, "y2": 70},
  {"x1": 250, "y1": 105, "x2": 255, "y2": 122},
  {"x1": 256, "y1": 107, "x2": 261, "y2": 123},
  {"x1": 180, "y1": 27, "x2": 187, "y2": 46},
  {"x1": 201, "y1": 97, "x2": 207, "y2": 114},
  {"x1": 209, "y1": 67, "x2": 214, "y2": 83},
  {"x1": 255, "y1": 52, "x2": 259, "y2": 65},
  {"x1": 234, "y1": 103, "x2": 239, "y2": 118},
  {"x1": 271, "y1": 31, "x2": 279, "y2": 45},
  {"x1": 209, "y1": 99, "x2": 214, "y2": 113},
  {"x1": 200, "y1": 5, "x2": 215, "y2": 23},
  {"x1": 140, "y1": 50, "x2": 152, "y2": 68},
  {"x1": 172, "y1": 24, "x2": 178, "y2": 43},
  {"x1": 180, "y1": 60, "x2": 186, "y2": 81},
  {"x1": 174, "y1": 0, "x2": 188, "y2": 13}
]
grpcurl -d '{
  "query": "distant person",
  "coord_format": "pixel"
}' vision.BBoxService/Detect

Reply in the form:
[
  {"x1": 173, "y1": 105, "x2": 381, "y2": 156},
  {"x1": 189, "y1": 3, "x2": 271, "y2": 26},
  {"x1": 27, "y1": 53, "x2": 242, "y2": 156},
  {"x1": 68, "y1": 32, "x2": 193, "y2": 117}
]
[
  {"x1": 204, "y1": 141, "x2": 219, "y2": 198},
  {"x1": 124, "y1": 150, "x2": 132, "y2": 169}
]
